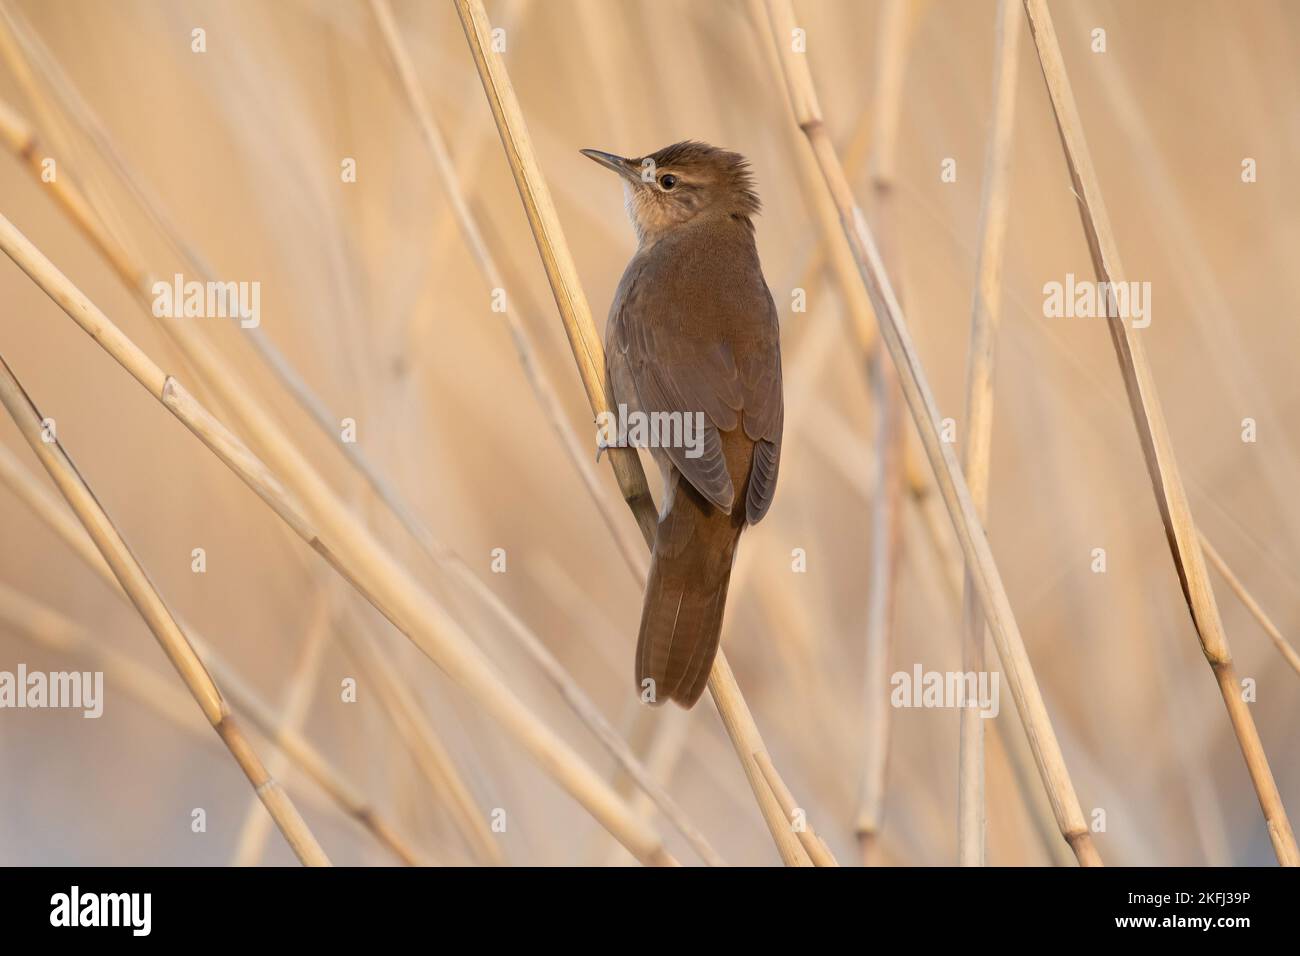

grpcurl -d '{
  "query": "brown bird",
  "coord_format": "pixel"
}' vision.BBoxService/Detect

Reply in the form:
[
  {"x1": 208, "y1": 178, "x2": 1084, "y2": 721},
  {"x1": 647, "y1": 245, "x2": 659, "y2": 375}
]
[{"x1": 582, "y1": 141, "x2": 784, "y2": 708}]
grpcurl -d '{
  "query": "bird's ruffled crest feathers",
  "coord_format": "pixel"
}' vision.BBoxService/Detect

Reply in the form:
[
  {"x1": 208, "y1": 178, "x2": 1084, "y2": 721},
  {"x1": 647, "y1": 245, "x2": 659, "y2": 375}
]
[{"x1": 646, "y1": 140, "x2": 761, "y2": 217}]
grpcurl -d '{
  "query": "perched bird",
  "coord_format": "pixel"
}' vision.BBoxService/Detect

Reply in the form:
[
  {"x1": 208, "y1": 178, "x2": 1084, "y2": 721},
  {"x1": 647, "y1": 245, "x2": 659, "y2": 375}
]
[{"x1": 581, "y1": 141, "x2": 784, "y2": 708}]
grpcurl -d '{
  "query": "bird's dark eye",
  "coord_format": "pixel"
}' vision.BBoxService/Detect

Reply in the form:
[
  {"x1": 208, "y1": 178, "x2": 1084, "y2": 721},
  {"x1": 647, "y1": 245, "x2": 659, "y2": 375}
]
[{"x1": 659, "y1": 174, "x2": 677, "y2": 190}]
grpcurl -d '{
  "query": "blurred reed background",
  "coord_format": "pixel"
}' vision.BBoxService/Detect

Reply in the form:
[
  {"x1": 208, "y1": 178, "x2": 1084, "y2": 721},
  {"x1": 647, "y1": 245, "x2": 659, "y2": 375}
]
[{"x1": 0, "y1": 0, "x2": 1296, "y2": 866}]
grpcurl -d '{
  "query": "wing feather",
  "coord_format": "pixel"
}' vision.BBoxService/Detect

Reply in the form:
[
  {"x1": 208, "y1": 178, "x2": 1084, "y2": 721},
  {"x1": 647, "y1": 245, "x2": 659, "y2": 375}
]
[{"x1": 606, "y1": 222, "x2": 783, "y2": 522}]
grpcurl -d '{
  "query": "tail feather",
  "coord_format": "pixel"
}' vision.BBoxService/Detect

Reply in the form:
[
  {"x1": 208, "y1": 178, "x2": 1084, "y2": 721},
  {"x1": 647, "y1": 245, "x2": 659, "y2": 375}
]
[
  {"x1": 635, "y1": 478, "x2": 742, "y2": 708},
  {"x1": 675, "y1": 569, "x2": 734, "y2": 705}
]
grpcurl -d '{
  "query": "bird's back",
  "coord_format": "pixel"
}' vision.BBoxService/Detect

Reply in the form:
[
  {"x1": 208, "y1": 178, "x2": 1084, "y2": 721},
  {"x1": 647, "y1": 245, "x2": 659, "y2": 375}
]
[{"x1": 606, "y1": 216, "x2": 782, "y2": 518}]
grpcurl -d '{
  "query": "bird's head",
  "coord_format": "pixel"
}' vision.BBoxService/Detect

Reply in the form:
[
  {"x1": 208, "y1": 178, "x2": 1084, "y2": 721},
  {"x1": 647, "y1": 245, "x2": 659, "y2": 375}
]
[{"x1": 580, "y1": 140, "x2": 760, "y2": 246}]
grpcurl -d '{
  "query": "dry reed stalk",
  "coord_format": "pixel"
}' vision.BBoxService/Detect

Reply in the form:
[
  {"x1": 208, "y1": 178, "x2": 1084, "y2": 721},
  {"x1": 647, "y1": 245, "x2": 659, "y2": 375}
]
[
  {"x1": 804, "y1": 393, "x2": 1078, "y2": 865},
  {"x1": 454, "y1": 0, "x2": 812, "y2": 867},
  {"x1": 602, "y1": 707, "x2": 694, "y2": 866},
  {"x1": 231, "y1": 597, "x2": 332, "y2": 866},
  {"x1": 0, "y1": 29, "x2": 420, "y2": 568},
  {"x1": 364, "y1": 1, "x2": 723, "y2": 863},
  {"x1": 301, "y1": 598, "x2": 493, "y2": 868},
  {"x1": 853, "y1": 0, "x2": 911, "y2": 867},
  {"x1": 792, "y1": 155, "x2": 884, "y2": 345},
  {"x1": 589, "y1": 220, "x2": 852, "y2": 857},
  {"x1": 596, "y1": 230, "x2": 854, "y2": 853},
  {"x1": 760, "y1": 0, "x2": 1100, "y2": 867},
  {"x1": 863, "y1": 137, "x2": 1300, "y2": 693},
  {"x1": 0, "y1": 304, "x2": 482, "y2": 864},
  {"x1": 865, "y1": 0, "x2": 911, "y2": 186},
  {"x1": 368, "y1": 0, "x2": 648, "y2": 583},
  {"x1": 1199, "y1": 535, "x2": 1300, "y2": 678},
  {"x1": 758, "y1": 5, "x2": 981, "y2": 865},
  {"x1": 0, "y1": 4, "x2": 138, "y2": 266},
  {"x1": 210, "y1": 667, "x2": 426, "y2": 865},
  {"x1": 804, "y1": 391, "x2": 1066, "y2": 866},
  {"x1": 957, "y1": 0, "x2": 1021, "y2": 867},
  {"x1": 745, "y1": 0, "x2": 876, "y2": 359},
  {"x1": 762, "y1": 0, "x2": 1003, "y2": 859},
  {"x1": 450, "y1": 0, "x2": 655, "y2": 542},
  {"x1": 857, "y1": 349, "x2": 903, "y2": 869},
  {"x1": 0, "y1": 20, "x2": 687, "y2": 865},
  {"x1": 705, "y1": 660, "x2": 811, "y2": 866},
  {"x1": 330, "y1": 613, "x2": 504, "y2": 866},
  {"x1": 405, "y1": 571, "x2": 722, "y2": 864},
  {"x1": 815, "y1": 275, "x2": 1300, "y2": 865},
  {"x1": 1053, "y1": 1, "x2": 1300, "y2": 556},
  {"x1": 603, "y1": 310, "x2": 845, "y2": 860},
  {"x1": 398, "y1": 0, "x2": 537, "y2": 356},
  {"x1": 212, "y1": 660, "x2": 427, "y2": 866},
  {"x1": 755, "y1": 0, "x2": 1008, "y2": 865},
  {"x1": 0, "y1": 354, "x2": 331, "y2": 866},
  {"x1": 753, "y1": 751, "x2": 839, "y2": 866},
  {"x1": 1047, "y1": 2, "x2": 1300, "y2": 683},
  {"x1": 1146, "y1": 618, "x2": 1233, "y2": 865},
  {"x1": 1020, "y1": 0, "x2": 1297, "y2": 866},
  {"x1": 0, "y1": 572, "x2": 426, "y2": 865},
  {"x1": 0, "y1": 212, "x2": 677, "y2": 867},
  {"x1": 870, "y1": 174, "x2": 1297, "y2": 705},
  {"x1": 0, "y1": 91, "x2": 717, "y2": 866},
  {"x1": 0, "y1": 9, "x2": 709, "y2": 854},
  {"x1": 0, "y1": 578, "x2": 207, "y2": 732},
  {"x1": 0, "y1": 445, "x2": 426, "y2": 864},
  {"x1": 0, "y1": 101, "x2": 140, "y2": 290}
]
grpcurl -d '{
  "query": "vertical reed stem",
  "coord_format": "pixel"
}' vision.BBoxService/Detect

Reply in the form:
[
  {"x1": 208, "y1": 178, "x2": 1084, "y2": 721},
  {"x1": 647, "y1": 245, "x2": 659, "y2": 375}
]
[
  {"x1": 761, "y1": 0, "x2": 1100, "y2": 867},
  {"x1": 454, "y1": 0, "x2": 812, "y2": 866},
  {"x1": 958, "y1": 0, "x2": 1022, "y2": 867},
  {"x1": 1021, "y1": 0, "x2": 1297, "y2": 866}
]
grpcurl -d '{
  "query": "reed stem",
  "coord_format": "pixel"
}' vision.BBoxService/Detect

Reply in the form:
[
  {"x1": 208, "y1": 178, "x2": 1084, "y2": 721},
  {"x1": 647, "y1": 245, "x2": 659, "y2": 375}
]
[
  {"x1": 1021, "y1": 0, "x2": 1297, "y2": 867},
  {"x1": 957, "y1": 0, "x2": 1022, "y2": 868},
  {"x1": 0, "y1": 354, "x2": 331, "y2": 866},
  {"x1": 761, "y1": 0, "x2": 1100, "y2": 867},
  {"x1": 455, "y1": 0, "x2": 813, "y2": 866}
]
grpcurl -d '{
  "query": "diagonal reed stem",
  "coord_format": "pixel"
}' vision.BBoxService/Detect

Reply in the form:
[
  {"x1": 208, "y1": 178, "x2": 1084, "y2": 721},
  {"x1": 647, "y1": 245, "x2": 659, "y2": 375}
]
[
  {"x1": 1020, "y1": 0, "x2": 1297, "y2": 866},
  {"x1": 0, "y1": 354, "x2": 331, "y2": 866},
  {"x1": 329, "y1": 607, "x2": 504, "y2": 866},
  {"x1": 753, "y1": 751, "x2": 839, "y2": 866},
  {"x1": 751, "y1": 0, "x2": 1061, "y2": 867},
  {"x1": 0, "y1": 8, "x2": 684, "y2": 866},
  {"x1": 454, "y1": 0, "x2": 812, "y2": 866},
  {"x1": 361, "y1": 2, "x2": 721, "y2": 864},
  {"x1": 0, "y1": 560, "x2": 425, "y2": 865},
  {"x1": 761, "y1": 0, "x2": 1100, "y2": 867},
  {"x1": 0, "y1": 34, "x2": 719, "y2": 857},
  {"x1": 230, "y1": 597, "x2": 331, "y2": 866},
  {"x1": 0, "y1": 207, "x2": 676, "y2": 866},
  {"x1": 1199, "y1": 534, "x2": 1300, "y2": 678},
  {"x1": 368, "y1": 0, "x2": 649, "y2": 584}
]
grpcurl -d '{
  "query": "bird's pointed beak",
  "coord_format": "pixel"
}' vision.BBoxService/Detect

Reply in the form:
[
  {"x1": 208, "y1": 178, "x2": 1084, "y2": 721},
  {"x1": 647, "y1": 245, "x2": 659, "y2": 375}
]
[{"x1": 580, "y1": 148, "x2": 640, "y2": 182}]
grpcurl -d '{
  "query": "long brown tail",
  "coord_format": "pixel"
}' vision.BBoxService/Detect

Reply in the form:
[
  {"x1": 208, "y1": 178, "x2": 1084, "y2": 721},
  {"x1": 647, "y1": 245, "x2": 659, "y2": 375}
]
[{"x1": 635, "y1": 475, "x2": 744, "y2": 708}]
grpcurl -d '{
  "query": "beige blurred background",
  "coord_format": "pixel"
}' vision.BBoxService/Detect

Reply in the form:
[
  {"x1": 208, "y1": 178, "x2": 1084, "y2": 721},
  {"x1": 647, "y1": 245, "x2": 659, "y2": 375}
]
[{"x1": 0, "y1": 0, "x2": 1296, "y2": 865}]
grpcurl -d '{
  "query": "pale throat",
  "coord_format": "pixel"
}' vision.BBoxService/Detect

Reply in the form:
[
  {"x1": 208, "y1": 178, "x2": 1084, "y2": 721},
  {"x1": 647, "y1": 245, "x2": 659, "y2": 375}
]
[{"x1": 622, "y1": 180, "x2": 694, "y2": 249}]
